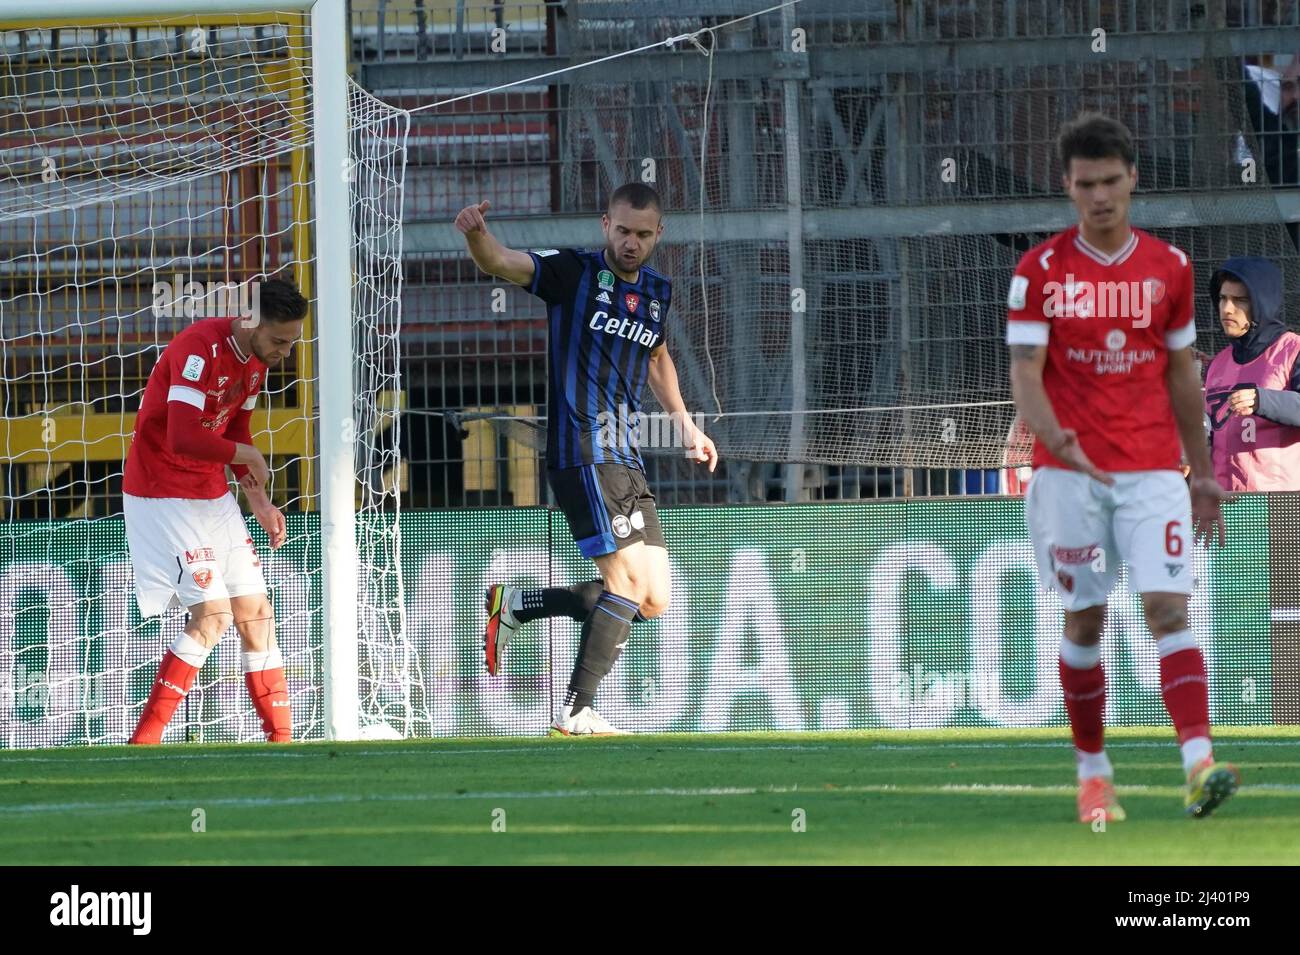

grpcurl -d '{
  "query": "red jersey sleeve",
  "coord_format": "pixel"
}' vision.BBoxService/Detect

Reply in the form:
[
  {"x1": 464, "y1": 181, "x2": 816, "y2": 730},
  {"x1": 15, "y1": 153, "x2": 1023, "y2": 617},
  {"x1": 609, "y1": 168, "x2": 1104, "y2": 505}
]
[
  {"x1": 1006, "y1": 248, "x2": 1051, "y2": 348},
  {"x1": 225, "y1": 407, "x2": 254, "y2": 482},
  {"x1": 1163, "y1": 246, "x2": 1196, "y2": 351},
  {"x1": 167, "y1": 401, "x2": 237, "y2": 463},
  {"x1": 162, "y1": 337, "x2": 236, "y2": 463},
  {"x1": 164, "y1": 338, "x2": 218, "y2": 409}
]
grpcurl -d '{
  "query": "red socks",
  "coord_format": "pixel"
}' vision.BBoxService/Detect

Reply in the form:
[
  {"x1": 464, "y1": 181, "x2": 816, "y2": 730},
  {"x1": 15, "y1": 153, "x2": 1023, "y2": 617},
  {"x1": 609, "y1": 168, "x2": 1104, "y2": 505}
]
[
  {"x1": 244, "y1": 648, "x2": 292, "y2": 742},
  {"x1": 130, "y1": 644, "x2": 205, "y2": 744},
  {"x1": 131, "y1": 637, "x2": 291, "y2": 744},
  {"x1": 1059, "y1": 656, "x2": 1106, "y2": 754},
  {"x1": 1157, "y1": 631, "x2": 1211, "y2": 744}
]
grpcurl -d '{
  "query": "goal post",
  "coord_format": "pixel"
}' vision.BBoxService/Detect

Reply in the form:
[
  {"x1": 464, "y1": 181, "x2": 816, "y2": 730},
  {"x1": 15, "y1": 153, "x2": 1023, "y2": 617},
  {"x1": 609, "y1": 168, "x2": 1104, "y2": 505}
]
[
  {"x1": 305, "y1": 0, "x2": 360, "y2": 743},
  {"x1": 0, "y1": 0, "x2": 406, "y2": 745}
]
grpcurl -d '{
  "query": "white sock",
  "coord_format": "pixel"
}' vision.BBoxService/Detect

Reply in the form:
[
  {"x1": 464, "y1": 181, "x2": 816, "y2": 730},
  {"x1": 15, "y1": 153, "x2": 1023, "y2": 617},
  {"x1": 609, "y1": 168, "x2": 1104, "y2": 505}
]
[
  {"x1": 1180, "y1": 736, "x2": 1213, "y2": 775},
  {"x1": 1059, "y1": 637, "x2": 1101, "y2": 670},
  {"x1": 241, "y1": 646, "x2": 284, "y2": 673},
  {"x1": 1077, "y1": 748, "x2": 1113, "y2": 781},
  {"x1": 170, "y1": 633, "x2": 213, "y2": 669},
  {"x1": 1156, "y1": 629, "x2": 1199, "y2": 658}
]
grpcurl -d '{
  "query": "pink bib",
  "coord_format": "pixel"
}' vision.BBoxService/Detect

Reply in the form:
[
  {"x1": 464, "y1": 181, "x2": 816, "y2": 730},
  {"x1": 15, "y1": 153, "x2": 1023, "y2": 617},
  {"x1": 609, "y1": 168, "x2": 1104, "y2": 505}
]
[{"x1": 1205, "y1": 331, "x2": 1300, "y2": 490}]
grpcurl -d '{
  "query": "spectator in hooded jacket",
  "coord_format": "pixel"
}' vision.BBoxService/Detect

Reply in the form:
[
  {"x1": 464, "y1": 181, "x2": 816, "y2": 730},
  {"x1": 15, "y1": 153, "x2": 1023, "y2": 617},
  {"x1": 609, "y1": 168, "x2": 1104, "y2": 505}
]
[{"x1": 1204, "y1": 256, "x2": 1300, "y2": 490}]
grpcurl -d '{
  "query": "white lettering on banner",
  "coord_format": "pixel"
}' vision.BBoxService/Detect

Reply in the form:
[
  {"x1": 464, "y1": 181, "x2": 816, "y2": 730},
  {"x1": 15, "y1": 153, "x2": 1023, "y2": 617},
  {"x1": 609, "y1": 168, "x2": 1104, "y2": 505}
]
[
  {"x1": 478, "y1": 548, "x2": 558, "y2": 734},
  {"x1": 699, "y1": 550, "x2": 803, "y2": 731},
  {"x1": 969, "y1": 542, "x2": 1059, "y2": 726},
  {"x1": 93, "y1": 562, "x2": 165, "y2": 742},
  {"x1": 0, "y1": 563, "x2": 81, "y2": 737},
  {"x1": 201, "y1": 631, "x2": 248, "y2": 739},
  {"x1": 868, "y1": 543, "x2": 961, "y2": 729},
  {"x1": 1101, "y1": 572, "x2": 1159, "y2": 712},
  {"x1": 1096, "y1": 546, "x2": 1214, "y2": 720},
  {"x1": 819, "y1": 696, "x2": 851, "y2": 729},
  {"x1": 262, "y1": 561, "x2": 310, "y2": 739},
  {"x1": 408, "y1": 552, "x2": 457, "y2": 734},
  {"x1": 599, "y1": 565, "x2": 689, "y2": 731}
]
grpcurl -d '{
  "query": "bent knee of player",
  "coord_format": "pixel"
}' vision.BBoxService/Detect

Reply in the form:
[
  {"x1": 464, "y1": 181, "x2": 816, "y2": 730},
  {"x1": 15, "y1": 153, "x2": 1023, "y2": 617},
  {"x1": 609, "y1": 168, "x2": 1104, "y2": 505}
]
[
  {"x1": 1064, "y1": 605, "x2": 1105, "y2": 645},
  {"x1": 1143, "y1": 595, "x2": 1188, "y2": 636},
  {"x1": 638, "y1": 566, "x2": 671, "y2": 620},
  {"x1": 596, "y1": 554, "x2": 642, "y2": 603},
  {"x1": 639, "y1": 589, "x2": 670, "y2": 620},
  {"x1": 234, "y1": 603, "x2": 274, "y2": 650},
  {"x1": 188, "y1": 605, "x2": 234, "y2": 645}
]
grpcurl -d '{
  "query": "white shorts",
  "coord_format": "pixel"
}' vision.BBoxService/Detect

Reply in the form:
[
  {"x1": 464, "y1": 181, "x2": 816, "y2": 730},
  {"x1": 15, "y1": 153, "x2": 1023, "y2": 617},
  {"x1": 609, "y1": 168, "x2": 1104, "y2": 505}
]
[
  {"x1": 123, "y1": 493, "x2": 266, "y2": 617},
  {"x1": 1025, "y1": 467, "x2": 1194, "y2": 612}
]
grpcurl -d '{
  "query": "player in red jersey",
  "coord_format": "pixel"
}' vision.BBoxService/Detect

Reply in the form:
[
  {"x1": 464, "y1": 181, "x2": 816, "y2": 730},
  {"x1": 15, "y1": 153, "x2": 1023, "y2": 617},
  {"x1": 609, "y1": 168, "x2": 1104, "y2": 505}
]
[
  {"x1": 1007, "y1": 114, "x2": 1239, "y2": 820},
  {"x1": 125, "y1": 279, "x2": 307, "y2": 744}
]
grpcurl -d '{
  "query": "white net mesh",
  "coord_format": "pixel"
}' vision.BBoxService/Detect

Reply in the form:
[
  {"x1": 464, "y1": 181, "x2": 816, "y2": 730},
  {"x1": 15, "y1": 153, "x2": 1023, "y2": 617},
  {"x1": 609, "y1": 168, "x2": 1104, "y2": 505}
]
[
  {"x1": 444, "y1": 3, "x2": 1300, "y2": 480},
  {"x1": 348, "y1": 78, "x2": 415, "y2": 738},
  {"x1": 0, "y1": 14, "x2": 409, "y2": 746}
]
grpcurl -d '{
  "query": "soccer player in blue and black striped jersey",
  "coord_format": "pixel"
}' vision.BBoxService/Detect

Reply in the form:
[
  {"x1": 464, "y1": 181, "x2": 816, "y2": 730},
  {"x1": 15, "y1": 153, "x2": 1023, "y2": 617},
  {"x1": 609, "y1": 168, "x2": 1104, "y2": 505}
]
[{"x1": 457, "y1": 183, "x2": 717, "y2": 735}]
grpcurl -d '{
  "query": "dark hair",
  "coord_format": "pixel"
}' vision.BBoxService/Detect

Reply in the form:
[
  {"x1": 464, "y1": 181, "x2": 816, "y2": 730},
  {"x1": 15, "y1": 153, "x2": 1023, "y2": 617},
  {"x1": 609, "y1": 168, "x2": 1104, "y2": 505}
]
[
  {"x1": 257, "y1": 278, "x2": 308, "y2": 324},
  {"x1": 607, "y1": 181, "x2": 662, "y2": 215},
  {"x1": 1057, "y1": 113, "x2": 1136, "y2": 173}
]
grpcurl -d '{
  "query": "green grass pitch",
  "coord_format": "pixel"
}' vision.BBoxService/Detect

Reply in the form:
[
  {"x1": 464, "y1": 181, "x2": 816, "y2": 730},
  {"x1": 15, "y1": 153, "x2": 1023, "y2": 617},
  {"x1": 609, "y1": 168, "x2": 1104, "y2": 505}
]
[{"x1": 2, "y1": 726, "x2": 1297, "y2": 865}]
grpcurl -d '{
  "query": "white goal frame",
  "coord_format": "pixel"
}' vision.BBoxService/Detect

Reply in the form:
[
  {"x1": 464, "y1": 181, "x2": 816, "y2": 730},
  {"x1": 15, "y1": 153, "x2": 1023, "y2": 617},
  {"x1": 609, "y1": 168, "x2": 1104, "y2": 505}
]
[{"x1": 3, "y1": 0, "x2": 361, "y2": 740}]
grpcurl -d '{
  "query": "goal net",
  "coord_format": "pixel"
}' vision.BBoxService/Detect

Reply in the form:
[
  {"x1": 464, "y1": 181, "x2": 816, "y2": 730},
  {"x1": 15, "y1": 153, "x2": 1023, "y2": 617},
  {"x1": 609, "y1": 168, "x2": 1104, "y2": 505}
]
[{"x1": 0, "y1": 2, "x2": 411, "y2": 747}]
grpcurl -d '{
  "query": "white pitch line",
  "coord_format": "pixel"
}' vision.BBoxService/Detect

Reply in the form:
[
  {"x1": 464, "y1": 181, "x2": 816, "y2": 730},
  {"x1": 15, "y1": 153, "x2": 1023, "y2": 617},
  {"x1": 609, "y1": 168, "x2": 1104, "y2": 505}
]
[
  {"x1": 2, "y1": 782, "x2": 1298, "y2": 817},
  {"x1": 0, "y1": 739, "x2": 1296, "y2": 766},
  {"x1": 865, "y1": 740, "x2": 1300, "y2": 752}
]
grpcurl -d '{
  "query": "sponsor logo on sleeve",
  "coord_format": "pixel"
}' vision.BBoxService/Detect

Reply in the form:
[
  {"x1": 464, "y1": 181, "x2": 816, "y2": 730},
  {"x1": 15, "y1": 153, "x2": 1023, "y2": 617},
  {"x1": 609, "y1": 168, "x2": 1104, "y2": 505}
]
[
  {"x1": 182, "y1": 355, "x2": 205, "y2": 381},
  {"x1": 1007, "y1": 275, "x2": 1029, "y2": 310}
]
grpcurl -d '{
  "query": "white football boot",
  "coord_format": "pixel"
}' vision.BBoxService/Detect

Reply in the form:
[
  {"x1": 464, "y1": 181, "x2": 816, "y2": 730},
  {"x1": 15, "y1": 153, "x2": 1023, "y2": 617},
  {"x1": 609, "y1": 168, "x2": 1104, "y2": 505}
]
[
  {"x1": 483, "y1": 584, "x2": 519, "y2": 677},
  {"x1": 549, "y1": 704, "x2": 628, "y2": 737}
]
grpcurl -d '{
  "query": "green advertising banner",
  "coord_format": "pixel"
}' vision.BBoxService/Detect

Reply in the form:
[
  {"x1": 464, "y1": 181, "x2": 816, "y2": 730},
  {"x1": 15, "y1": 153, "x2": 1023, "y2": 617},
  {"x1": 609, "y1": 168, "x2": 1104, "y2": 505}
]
[{"x1": 0, "y1": 495, "x2": 1278, "y2": 747}]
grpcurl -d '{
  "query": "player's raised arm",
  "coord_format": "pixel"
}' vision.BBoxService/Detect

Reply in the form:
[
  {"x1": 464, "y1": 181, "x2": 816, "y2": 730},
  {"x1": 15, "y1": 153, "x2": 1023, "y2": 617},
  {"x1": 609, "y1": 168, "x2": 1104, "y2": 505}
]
[{"x1": 455, "y1": 199, "x2": 535, "y2": 287}]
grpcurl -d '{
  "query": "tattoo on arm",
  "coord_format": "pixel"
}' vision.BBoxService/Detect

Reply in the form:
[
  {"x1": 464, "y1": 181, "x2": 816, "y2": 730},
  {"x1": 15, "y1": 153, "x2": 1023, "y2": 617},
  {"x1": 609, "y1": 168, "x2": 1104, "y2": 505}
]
[{"x1": 1008, "y1": 345, "x2": 1043, "y2": 362}]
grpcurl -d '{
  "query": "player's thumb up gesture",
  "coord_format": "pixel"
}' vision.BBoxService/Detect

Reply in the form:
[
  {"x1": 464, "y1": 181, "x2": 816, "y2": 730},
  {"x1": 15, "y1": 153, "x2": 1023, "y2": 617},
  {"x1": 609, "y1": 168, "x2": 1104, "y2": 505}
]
[{"x1": 455, "y1": 199, "x2": 492, "y2": 235}]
